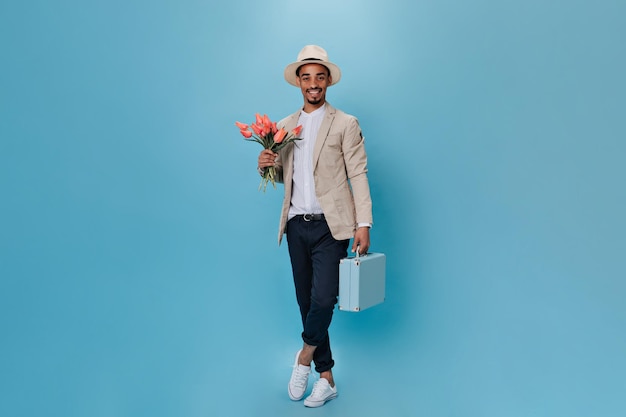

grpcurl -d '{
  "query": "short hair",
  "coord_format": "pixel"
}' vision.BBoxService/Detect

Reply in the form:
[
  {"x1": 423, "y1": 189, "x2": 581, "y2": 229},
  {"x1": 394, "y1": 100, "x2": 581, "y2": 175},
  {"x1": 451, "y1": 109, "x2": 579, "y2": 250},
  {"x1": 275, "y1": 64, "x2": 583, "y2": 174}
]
[{"x1": 296, "y1": 62, "x2": 330, "y2": 78}]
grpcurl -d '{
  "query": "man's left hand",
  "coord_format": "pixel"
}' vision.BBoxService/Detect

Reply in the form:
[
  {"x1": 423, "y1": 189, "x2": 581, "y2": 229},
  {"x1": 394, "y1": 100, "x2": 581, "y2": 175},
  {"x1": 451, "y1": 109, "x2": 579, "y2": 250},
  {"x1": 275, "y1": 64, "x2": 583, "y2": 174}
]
[{"x1": 352, "y1": 227, "x2": 370, "y2": 255}]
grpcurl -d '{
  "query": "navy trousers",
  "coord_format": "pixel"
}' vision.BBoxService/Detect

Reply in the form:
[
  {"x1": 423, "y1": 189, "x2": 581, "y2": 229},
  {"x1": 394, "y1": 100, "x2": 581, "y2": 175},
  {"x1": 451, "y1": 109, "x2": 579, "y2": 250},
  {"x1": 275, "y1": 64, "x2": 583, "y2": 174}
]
[{"x1": 286, "y1": 215, "x2": 350, "y2": 373}]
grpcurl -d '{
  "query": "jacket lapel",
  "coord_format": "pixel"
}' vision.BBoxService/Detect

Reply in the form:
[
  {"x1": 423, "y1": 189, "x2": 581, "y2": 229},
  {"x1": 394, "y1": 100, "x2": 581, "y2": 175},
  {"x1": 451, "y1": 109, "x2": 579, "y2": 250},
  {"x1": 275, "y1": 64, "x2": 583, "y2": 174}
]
[
  {"x1": 279, "y1": 111, "x2": 301, "y2": 185},
  {"x1": 312, "y1": 103, "x2": 336, "y2": 171},
  {"x1": 282, "y1": 111, "x2": 300, "y2": 133}
]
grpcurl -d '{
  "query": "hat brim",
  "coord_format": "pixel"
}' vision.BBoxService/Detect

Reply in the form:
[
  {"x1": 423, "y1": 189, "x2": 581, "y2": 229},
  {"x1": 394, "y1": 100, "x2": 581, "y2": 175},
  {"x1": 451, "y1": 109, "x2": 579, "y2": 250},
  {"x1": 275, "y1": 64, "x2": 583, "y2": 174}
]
[{"x1": 284, "y1": 61, "x2": 342, "y2": 87}]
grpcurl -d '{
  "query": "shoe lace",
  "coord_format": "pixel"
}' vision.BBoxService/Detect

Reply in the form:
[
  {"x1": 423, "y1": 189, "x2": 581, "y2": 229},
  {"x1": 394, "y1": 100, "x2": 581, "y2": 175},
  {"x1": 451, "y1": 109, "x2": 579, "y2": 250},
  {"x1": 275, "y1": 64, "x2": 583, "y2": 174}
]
[
  {"x1": 310, "y1": 379, "x2": 328, "y2": 398},
  {"x1": 292, "y1": 366, "x2": 309, "y2": 389}
]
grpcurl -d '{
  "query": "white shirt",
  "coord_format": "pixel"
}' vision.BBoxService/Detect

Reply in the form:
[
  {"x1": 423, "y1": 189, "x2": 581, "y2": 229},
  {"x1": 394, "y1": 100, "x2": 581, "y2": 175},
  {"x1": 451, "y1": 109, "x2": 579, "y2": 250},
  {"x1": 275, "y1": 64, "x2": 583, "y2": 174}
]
[
  {"x1": 285, "y1": 104, "x2": 371, "y2": 229},
  {"x1": 288, "y1": 104, "x2": 326, "y2": 219}
]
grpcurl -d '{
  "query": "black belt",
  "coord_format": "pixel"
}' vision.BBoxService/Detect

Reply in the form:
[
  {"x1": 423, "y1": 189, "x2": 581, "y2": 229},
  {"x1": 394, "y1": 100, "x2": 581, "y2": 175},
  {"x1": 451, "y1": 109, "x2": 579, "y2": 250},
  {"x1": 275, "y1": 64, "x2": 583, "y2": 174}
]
[{"x1": 297, "y1": 213, "x2": 325, "y2": 222}]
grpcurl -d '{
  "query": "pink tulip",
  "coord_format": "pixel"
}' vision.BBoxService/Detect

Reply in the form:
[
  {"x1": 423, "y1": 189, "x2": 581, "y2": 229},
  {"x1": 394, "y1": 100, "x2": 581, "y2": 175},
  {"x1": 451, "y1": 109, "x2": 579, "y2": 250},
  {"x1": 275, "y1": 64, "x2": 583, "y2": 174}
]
[
  {"x1": 235, "y1": 121, "x2": 248, "y2": 130},
  {"x1": 251, "y1": 123, "x2": 262, "y2": 136},
  {"x1": 274, "y1": 128, "x2": 287, "y2": 144},
  {"x1": 240, "y1": 129, "x2": 252, "y2": 138},
  {"x1": 292, "y1": 125, "x2": 303, "y2": 136}
]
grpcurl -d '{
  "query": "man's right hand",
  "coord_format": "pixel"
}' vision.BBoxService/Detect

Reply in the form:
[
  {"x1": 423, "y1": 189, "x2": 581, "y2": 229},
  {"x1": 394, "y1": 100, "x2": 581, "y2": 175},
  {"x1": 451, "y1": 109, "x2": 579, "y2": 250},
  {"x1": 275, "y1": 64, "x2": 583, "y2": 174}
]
[{"x1": 258, "y1": 149, "x2": 279, "y2": 170}]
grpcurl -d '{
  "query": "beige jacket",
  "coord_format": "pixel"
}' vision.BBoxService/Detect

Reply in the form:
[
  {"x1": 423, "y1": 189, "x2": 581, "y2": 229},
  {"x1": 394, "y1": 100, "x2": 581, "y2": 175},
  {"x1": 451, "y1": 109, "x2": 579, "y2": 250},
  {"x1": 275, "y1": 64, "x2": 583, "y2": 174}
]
[{"x1": 275, "y1": 103, "x2": 373, "y2": 244}]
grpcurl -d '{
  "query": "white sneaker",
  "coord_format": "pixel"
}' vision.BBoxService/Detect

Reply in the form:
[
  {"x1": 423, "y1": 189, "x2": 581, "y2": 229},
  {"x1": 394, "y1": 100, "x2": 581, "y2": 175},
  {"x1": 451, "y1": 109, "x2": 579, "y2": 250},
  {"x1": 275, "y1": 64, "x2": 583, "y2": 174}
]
[
  {"x1": 288, "y1": 350, "x2": 311, "y2": 401},
  {"x1": 304, "y1": 378, "x2": 338, "y2": 408}
]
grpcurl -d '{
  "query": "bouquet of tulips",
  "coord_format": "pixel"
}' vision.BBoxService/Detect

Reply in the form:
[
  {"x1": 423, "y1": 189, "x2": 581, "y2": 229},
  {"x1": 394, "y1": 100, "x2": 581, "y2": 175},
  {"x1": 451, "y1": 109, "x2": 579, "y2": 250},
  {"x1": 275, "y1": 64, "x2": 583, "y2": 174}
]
[{"x1": 236, "y1": 113, "x2": 303, "y2": 191}]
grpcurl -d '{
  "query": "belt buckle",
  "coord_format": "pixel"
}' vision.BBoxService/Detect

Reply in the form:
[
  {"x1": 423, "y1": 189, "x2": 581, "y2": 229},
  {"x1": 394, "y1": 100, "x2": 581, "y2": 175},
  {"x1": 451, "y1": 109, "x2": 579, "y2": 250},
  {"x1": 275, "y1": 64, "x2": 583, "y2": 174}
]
[{"x1": 303, "y1": 213, "x2": 313, "y2": 222}]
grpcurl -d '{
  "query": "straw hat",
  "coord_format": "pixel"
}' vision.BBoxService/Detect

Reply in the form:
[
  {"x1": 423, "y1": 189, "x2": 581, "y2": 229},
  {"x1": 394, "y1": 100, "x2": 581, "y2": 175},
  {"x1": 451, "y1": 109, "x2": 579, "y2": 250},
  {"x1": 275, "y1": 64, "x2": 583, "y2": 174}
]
[{"x1": 284, "y1": 45, "x2": 341, "y2": 87}]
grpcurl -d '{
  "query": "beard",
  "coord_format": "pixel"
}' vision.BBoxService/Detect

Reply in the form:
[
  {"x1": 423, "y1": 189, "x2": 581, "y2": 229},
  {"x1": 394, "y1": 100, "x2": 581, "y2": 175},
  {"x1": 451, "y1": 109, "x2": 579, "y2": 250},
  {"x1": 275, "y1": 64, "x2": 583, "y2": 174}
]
[
  {"x1": 307, "y1": 97, "x2": 323, "y2": 105},
  {"x1": 306, "y1": 88, "x2": 323, "y2": 105}
]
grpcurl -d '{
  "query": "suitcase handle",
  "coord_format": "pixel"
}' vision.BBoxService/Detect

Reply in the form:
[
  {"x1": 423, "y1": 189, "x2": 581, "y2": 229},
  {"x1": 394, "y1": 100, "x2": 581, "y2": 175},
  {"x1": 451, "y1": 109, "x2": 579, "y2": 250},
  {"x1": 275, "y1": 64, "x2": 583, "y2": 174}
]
[{"x1": 356, "y1": 245, "x2": 367, "y2": 258}]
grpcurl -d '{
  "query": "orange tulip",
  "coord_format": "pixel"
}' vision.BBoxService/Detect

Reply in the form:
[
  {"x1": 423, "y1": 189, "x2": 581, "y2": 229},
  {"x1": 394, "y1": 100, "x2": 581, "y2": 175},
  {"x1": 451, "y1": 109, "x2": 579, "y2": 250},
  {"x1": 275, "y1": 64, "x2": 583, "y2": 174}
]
[
  {"x1": 274, "y1": 128, "x2": 287, "y2": 144},
  {"x1": 263, "y1": 114, "x2": 271, "y2": 129},
  {"x1": 271, "y1": 122, "x2": 277, "y2": 134},
  {"x1": 235, "y1": 121, "x2": 248, "y2": 130},
  {"x1": 240, "y1": 129, "x2": 252, "y2": 138},
  {"x1": 251, "y1": 123, "x2": 262, "y2": 135},
  {"x1": 255, "y1": 113, "x2": 263, "y2": 124},
  {"x1": 292, "y1": 125, "x2": 303, "y2": 136}
]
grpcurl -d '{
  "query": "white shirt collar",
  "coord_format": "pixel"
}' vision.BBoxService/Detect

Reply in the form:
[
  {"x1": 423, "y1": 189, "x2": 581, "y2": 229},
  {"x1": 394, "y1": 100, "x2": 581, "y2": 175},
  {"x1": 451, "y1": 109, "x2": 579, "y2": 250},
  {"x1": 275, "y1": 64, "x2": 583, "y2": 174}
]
[{"x1": 301, "y1": 103, "x2": 326, "y2": 118}]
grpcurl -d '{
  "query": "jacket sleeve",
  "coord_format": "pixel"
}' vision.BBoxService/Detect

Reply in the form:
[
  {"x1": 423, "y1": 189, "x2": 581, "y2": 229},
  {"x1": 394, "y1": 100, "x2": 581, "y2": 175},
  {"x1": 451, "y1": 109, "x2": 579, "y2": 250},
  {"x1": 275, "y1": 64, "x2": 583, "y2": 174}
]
[{"x1": 342, "y1": 116, "x2": 373, "y2": 226}]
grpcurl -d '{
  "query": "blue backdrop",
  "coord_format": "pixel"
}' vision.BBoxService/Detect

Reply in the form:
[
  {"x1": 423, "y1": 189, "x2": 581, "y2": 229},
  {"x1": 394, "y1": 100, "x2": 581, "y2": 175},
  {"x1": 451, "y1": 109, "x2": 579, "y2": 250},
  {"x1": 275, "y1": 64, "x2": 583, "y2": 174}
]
[{"x1": 1, "y1": 1, "x2": 624, "y2": 416}]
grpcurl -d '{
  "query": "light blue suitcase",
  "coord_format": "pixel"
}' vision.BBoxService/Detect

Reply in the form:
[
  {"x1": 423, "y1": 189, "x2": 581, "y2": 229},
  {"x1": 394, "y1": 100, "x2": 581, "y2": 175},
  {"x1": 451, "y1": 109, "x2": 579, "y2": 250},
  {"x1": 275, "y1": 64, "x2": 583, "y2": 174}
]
[{"x1": 338, "y1": 251, "x2": 386, "y2": 312}]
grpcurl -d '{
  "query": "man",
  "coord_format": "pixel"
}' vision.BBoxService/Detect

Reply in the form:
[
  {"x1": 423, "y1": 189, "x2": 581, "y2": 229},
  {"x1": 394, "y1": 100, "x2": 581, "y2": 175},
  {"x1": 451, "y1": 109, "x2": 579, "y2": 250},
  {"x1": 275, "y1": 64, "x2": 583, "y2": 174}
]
[{"x1": 257, "y1": 45, "x2": 373, "y2": 408}]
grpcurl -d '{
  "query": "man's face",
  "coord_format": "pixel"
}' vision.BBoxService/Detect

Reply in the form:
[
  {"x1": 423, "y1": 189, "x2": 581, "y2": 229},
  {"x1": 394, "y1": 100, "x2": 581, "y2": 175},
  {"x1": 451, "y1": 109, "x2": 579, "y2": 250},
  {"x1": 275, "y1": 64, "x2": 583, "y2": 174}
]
[{"x1": 296, "y1": 63, "x2": 332, "y2": 108}]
